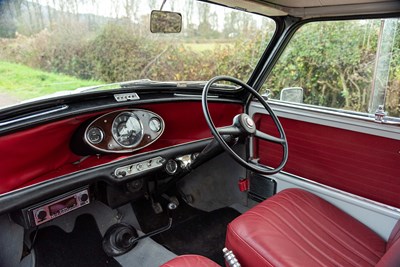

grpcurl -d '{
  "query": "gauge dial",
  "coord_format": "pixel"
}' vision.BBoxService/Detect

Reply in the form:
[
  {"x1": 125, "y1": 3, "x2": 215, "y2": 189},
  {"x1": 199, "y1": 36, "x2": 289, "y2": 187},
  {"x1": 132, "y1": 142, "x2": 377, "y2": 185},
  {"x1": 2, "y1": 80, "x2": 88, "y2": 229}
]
[
  {"x1": 149, "y1": 117, "x2": 162, "y2": 132},
  {"x1": 86, "y1": 127, "x2": 104, "y2": 144},
  {"x1": 112, "y1": 112, "x2": 143, "y2": 147}
]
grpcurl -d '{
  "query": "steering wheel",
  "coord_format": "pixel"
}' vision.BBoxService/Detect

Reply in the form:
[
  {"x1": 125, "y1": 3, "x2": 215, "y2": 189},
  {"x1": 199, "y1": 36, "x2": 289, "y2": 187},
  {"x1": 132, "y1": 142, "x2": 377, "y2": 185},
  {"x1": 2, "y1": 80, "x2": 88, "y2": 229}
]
[{"x1": 202, "y1": 76, "x2": 288, "y2": 175}]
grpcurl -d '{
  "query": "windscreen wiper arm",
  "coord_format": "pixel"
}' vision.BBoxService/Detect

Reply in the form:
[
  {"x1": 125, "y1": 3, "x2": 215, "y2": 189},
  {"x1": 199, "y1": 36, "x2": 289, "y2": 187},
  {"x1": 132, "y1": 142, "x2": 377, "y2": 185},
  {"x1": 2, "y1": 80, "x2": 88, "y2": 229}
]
[{"x1": 74, "y1": 79, "x2": 238, "y2": 92}]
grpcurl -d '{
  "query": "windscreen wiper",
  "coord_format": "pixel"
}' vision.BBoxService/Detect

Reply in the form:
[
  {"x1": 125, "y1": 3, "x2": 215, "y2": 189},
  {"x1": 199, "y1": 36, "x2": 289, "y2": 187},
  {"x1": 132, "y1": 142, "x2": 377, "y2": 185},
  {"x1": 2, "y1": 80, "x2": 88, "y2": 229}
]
[
  {"x1": 120, "y1": 80, "x2": 239, "y2": 90},
  {"x1": 74, "y1": 79, "x2": 239, "y2": 92}
]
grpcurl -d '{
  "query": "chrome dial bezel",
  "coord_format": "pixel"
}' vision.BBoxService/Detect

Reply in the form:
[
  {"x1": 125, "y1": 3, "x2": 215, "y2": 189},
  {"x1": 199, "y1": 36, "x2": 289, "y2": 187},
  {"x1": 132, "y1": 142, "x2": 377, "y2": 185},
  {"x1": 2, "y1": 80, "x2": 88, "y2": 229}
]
[
  {"x1": 111, "y1": 112, "x2": 144, "y2": 148},
  {"x1": 86, "y1": 127, "x2": 104, "y2": 144},
  {"x1": 149, "y1": 117, "x2": 162, "y2": 132}
]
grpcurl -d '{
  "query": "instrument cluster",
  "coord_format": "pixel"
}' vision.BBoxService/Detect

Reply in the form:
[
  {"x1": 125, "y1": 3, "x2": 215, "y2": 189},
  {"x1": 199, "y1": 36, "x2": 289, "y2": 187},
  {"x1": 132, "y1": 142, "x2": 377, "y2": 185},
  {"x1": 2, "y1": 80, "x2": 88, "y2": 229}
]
[{"x1": 84, "y1": 109, "x2": 164, "y2": 153}]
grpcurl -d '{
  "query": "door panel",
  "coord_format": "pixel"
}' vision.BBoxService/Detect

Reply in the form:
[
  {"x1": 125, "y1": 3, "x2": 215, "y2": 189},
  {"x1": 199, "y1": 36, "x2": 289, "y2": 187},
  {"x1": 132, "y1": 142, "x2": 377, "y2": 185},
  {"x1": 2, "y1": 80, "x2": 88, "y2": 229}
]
[{"x1": 251, "y1": 102, "x2": 400, "y2": 208}]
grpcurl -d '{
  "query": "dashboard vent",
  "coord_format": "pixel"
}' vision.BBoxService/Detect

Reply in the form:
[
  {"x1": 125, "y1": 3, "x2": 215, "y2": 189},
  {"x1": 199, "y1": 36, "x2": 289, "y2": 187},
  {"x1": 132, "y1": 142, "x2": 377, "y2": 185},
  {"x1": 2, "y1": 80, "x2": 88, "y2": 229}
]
[
  {"x1": 0, "y1": 105, "x2": 68, "y2": 127},
  {"x1": 114, "y1": 93, "x2": 140, "y2": 102}
]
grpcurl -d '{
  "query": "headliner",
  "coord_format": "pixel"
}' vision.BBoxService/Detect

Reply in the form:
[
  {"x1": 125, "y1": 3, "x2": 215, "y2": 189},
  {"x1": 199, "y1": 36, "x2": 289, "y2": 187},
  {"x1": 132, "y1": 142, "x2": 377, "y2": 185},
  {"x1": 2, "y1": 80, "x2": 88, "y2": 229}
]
[{"x1": 211, "y1": 0, "x2": 400, "y2": 18}]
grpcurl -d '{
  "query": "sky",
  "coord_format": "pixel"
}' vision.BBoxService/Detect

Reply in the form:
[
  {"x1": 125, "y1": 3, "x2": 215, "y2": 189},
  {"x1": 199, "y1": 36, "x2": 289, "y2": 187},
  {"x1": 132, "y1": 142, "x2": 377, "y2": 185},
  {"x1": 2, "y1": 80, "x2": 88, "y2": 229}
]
[{"x1": 34, "y1": 0, "x2": 271, "y2": 30}]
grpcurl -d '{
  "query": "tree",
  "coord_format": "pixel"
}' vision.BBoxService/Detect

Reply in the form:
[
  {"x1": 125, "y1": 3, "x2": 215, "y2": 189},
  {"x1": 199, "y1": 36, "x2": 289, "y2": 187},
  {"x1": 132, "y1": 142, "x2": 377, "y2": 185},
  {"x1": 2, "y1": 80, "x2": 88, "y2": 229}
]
[
  {"x1": 264, "y1": 20, "x2": 381, "y2": 113},
  {"x1": 0, "y1": 1, "x2": 17, "y2": 37}
]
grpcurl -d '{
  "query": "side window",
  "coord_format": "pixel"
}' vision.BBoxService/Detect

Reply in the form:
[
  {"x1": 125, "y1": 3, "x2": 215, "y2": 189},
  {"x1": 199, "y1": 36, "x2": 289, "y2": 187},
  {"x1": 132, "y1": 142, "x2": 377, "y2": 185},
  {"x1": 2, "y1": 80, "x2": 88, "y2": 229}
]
[{"x1": 262, "y1": 18, "x2": 400, "y2": 118}]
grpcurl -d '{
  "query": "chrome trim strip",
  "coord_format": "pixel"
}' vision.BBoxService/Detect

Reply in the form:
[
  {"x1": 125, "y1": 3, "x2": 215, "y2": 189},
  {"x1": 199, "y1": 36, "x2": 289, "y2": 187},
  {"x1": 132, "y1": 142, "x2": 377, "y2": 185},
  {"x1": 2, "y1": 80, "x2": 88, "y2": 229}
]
[
  {"x1": 275, "y1": 170, "x2": 400, "y2": 213},
  {"x1": 249, "y1": 101, "x2": 400, "y2": 140},
  {"x1": 0, "y1": 105, "x2": 69, "y2": 127},
  {"x1": 174, "y1": 93, "x2": 219, "y2": 98},
  {"x1": 269, "y1": 171, "x2": 400, "y2": 240}
]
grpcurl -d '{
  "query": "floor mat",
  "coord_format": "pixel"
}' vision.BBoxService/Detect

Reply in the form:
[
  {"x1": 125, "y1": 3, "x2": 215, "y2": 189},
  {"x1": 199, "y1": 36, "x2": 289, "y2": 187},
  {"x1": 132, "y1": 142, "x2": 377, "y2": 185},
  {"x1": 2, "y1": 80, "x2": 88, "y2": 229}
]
[
  {"x1": 34, "y1": 214, "x2": 121, "y2": 267},
  {"x1": 133, "y1": 198, "x2": 240, "y2": 265},
  {"x1": 132, "y1": 196, "x2": 207, "y2": 233},
  {"x1": 155, "y1": 207, "x2": 240, "y2": 265}
]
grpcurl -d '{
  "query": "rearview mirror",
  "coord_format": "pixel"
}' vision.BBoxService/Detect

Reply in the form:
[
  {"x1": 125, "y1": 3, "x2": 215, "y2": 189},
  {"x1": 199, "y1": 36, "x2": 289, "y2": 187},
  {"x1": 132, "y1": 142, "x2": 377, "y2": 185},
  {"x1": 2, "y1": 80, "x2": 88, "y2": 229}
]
[{"x1": 150, "y1": 10, "x2": 182, "y2": 33}]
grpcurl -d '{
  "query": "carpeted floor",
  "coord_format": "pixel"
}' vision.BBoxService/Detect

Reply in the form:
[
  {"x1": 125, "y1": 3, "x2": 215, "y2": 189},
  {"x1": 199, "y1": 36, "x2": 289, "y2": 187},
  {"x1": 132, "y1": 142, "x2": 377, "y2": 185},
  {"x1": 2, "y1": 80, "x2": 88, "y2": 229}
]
[
  {"x1": 33, "y1": 214, "x2": 121, "y2": 267},
  {"x1": 133, "y1": 198, "x2": 240, "y2": 265}
]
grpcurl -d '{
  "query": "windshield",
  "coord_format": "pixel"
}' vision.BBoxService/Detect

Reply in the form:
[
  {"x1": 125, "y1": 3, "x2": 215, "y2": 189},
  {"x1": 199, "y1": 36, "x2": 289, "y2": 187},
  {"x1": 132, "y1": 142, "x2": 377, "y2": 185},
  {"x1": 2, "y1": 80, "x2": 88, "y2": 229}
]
[{"x1": 0, "y1": 0, "x2": 275, "y2": 107}]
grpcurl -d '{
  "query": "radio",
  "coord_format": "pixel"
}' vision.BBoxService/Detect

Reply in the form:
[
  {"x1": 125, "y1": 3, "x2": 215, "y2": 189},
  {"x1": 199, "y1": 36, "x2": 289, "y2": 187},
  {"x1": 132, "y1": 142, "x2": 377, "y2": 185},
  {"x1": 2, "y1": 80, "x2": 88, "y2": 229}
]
[{"x1": 20, "y1": 187, "x2": 90, "y2": 227}]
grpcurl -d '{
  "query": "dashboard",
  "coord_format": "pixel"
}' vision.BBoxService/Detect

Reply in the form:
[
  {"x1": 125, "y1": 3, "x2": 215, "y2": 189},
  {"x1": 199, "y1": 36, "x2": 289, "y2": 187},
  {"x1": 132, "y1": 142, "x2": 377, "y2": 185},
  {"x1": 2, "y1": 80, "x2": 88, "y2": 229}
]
[
  {"x1": 0, "y1": 100, "x2": 243, "y2": 223},
  {"x1": 83, "y1": 109, "x2": 164, "y2": 153}
]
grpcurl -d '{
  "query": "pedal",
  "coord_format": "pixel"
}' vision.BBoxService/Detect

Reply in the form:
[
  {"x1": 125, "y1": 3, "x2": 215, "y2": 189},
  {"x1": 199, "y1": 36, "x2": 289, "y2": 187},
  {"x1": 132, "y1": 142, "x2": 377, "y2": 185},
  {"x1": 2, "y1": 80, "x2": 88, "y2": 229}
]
[
  {"x1": 161, "y1": 194, "x2": 180, "y2": 207},
  {"x1": 169, "y1": 195, "x2": 180, "y2": 207},
  {"x1": 152, "y1": 202, "x2": 163, "y2": 214},
  {"x1": 182, "y1": 194, "x2": 194, "y2": 204}
]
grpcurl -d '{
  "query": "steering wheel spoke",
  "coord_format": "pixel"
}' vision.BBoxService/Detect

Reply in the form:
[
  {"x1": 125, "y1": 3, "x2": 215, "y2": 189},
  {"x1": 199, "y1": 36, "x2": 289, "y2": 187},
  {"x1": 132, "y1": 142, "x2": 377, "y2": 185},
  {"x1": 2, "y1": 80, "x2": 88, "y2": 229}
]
[
  {"x1": 217, "y1": 125, "x2": 242, "y2": 136},
  {"x1": 254, "y1": 130, "x2": 285, "y2": 144},
  {"x1": 202, "y1": 75, "x2": 288, "y2": 175}
]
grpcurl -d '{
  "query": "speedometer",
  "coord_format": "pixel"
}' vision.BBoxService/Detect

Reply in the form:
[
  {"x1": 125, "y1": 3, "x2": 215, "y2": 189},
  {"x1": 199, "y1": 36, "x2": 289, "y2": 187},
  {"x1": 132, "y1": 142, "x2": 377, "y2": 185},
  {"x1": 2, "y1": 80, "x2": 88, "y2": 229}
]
[
  {"x1": 111, "y1": 112, "x2": 143, "y2": 147},
  {"x1": 81, "y1": 109, "x2": 164, "y2": 153}
]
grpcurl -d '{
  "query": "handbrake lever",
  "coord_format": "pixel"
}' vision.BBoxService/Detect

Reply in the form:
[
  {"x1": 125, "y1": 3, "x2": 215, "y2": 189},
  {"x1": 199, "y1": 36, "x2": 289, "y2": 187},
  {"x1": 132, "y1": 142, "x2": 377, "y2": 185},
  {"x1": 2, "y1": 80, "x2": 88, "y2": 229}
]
[{"x1": 128, "y1": 217, "x2": 172, "y2": 244}]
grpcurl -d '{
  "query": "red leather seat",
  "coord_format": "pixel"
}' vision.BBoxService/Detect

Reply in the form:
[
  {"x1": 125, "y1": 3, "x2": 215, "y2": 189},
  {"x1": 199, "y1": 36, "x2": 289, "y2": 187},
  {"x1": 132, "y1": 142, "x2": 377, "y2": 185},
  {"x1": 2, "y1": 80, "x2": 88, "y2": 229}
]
[
  {"x1": 161, "y1": 255, "x2": 220, "y2": 267},
  {"x1": 226, "y1": 188, "x2": 400, "y2": 267}
]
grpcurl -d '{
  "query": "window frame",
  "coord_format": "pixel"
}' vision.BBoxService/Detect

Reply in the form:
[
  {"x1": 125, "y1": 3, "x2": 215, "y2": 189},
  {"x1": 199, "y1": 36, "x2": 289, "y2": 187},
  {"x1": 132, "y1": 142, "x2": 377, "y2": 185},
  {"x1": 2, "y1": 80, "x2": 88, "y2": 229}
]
[{"x1": 248, "y1": 14, "x2": 400, "y2": 124}]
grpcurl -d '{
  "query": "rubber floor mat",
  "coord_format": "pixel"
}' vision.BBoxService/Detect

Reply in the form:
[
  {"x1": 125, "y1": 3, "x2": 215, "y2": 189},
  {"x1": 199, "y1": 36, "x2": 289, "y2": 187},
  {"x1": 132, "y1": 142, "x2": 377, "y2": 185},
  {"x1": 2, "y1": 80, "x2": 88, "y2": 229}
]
[
  {"x1": 133, "y1": 198, "x2": 240, "y2": 266},
  {"x1": 33, "y1": 214, "x2": 121, "y2": 267},
  {"x1": 132, "y1": 196, "x2": 207, "y2": 233}
]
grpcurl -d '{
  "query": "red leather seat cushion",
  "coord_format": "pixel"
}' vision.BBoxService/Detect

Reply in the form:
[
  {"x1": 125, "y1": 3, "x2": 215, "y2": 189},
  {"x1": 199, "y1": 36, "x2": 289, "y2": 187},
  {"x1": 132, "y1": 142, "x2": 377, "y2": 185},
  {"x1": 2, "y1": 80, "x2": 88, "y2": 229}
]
[
  {"x1": 161, "y1": 255, "x2": 220, "y2": 267},
  {"x1": 226, "y1": 188, "x2": 386, "y2": 267},
  {"x1": 376, "y1": 220, "x2": 400, "y2": 267}
]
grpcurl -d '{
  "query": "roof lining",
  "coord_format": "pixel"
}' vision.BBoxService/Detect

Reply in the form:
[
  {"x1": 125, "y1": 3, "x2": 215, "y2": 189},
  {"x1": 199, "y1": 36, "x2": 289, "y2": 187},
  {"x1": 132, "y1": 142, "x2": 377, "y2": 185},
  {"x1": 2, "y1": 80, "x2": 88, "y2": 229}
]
[{"x1": 210, "y1": 0, "x2": 400, "y2": 18}]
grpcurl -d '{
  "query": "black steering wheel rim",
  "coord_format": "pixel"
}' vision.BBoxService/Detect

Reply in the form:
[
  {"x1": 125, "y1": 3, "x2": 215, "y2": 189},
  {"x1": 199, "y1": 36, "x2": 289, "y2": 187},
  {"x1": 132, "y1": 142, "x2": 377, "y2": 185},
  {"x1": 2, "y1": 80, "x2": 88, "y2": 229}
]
[{"x1": 202, "y1": 75, "x2": 288, "y2": 175}]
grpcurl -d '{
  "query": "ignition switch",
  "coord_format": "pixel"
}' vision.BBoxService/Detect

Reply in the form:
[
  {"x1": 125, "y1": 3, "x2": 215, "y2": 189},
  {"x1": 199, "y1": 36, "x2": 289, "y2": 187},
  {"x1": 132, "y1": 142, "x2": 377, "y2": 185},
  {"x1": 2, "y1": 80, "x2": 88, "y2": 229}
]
[{"x1": 165, "y1": 159, "x2": 178, "y2": 175}]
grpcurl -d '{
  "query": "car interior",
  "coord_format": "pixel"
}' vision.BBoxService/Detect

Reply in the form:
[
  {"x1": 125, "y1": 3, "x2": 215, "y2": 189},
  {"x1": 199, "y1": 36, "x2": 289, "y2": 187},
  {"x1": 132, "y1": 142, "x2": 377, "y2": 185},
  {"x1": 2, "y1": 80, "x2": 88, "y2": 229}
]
[{"x1": 0, "y1": 0, "x2": 399, "y2": 266}]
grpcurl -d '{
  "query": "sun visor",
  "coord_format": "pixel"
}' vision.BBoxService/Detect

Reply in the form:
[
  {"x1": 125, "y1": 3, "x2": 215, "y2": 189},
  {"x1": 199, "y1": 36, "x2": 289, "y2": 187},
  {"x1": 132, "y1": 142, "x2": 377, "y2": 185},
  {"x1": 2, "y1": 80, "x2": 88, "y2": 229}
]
[{"x1": 211, "y1": 0, "x2": 288, "y2": 16}]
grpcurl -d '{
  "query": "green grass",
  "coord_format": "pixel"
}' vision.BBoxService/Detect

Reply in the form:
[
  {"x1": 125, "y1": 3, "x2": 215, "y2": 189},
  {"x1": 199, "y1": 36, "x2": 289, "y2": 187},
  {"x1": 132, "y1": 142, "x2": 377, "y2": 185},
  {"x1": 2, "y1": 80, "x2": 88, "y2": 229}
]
[{"x1": 0, "y1": 61, "x2": 102, "y2": 100}]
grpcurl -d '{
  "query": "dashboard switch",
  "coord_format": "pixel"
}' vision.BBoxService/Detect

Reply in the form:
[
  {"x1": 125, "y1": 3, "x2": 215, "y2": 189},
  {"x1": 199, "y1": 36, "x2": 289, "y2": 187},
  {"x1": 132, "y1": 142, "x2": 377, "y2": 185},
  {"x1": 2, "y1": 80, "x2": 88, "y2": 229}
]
[
  {"x1": 136, "y1": 164, "x2": 143, "y2": 171},
  {"x1": 114, "y1": 156, "x2": 164, "y2": 179},
  {"x1": 117, "y1": 170, "x2": 127, "y2": 177}
]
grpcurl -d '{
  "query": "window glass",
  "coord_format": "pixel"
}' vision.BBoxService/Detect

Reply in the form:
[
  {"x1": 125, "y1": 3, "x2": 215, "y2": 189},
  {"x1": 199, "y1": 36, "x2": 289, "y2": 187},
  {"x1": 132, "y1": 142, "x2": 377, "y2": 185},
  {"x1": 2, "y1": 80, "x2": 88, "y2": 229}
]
[
  {"x1": 0, "y1": 0, "x2": 275, "y2": 107},
  {"x1": 262, "y1": 18, "x2": 400, "y2": 117}
]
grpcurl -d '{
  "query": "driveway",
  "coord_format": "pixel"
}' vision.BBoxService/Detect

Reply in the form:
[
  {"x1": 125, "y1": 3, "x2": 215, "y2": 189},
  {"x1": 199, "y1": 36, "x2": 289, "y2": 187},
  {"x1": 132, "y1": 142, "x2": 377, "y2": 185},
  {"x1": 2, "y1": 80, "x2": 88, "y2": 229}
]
[{"x1": 0, "y1": 93, "x2": 20, "y2": 108}]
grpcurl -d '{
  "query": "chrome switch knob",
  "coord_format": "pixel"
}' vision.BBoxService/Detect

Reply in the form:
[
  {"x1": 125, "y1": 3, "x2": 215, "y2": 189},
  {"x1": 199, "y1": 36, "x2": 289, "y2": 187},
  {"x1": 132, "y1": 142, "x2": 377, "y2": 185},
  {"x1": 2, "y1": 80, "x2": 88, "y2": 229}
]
[{"x1": 136, "y1": 164, "x2": 143, "y2": 171}]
